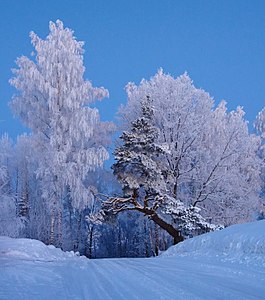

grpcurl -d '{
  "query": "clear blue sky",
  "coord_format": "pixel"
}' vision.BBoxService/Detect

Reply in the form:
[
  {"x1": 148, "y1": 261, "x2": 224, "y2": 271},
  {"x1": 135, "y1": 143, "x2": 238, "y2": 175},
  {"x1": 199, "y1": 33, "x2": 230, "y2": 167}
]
[{"x1": 0, "y1": 0, "x2": 265, "y2": 138}]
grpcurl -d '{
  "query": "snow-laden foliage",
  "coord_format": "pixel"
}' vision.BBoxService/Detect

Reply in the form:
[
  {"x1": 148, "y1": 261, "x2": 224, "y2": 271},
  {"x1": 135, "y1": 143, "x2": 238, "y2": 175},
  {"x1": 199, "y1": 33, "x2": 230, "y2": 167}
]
[
  {"x1": 254, "y1": 107, "x2": 265, "y2": 207},
  {"x1": 113, "y1": 96, "x2": 167, "y2": 196},
  {"x1": 161, "y1": 195, "x2": 222, "y2": 238},
  {"x1": 13, "y1": 134, "x2": 51, "y2": 240},
  {"x1": 0, "y1": 194, "x2": 24, "y2": 237},
  {"x1": 0, "y1": 135, "x2": 23, "y2": 237},
  {"x1": 10, "y1": 20, "x2": 111, "y2": 212},
  {"x1": 119, "y1": 70, "x2": 262, "y2": 226},
  {"x1": 9, "y1": 20, "x2": 113, "y2": 246},
  {"x1": 14, "y1": 135, "x2": 33, "y2": 219},
  {"x1": 255, "y1": 107, "x2": 265, "y2": 139}
]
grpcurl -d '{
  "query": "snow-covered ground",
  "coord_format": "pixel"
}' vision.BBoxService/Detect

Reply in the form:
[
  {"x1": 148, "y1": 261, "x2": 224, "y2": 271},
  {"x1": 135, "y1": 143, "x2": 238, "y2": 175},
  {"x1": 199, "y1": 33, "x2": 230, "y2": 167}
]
[{"x1": 1, "y1": 221, "x2": 265, "y2": 300}]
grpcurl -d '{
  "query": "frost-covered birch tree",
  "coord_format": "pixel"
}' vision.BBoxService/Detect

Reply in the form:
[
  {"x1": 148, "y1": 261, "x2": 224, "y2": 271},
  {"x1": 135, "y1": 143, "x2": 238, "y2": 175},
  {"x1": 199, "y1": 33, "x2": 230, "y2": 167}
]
[
  {"x1": 255, "y1": 107, "x2": 265, "y2": 208},
  {"x1": 10, "y1": 20, "x2": 112, "y2": 246},
  {"x1": 255, "y1": 108, "x2": 265, "y2": 140}
]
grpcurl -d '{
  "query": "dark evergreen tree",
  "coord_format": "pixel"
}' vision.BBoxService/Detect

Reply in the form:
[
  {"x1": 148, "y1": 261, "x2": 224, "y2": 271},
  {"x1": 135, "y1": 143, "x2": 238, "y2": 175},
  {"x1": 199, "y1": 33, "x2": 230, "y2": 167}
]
[
  {"x1": 113, "y1": 95, "x2": 166, "y2": 197},
  {"x1": 105, "y1": 96, "x2": 184, "y2": 245}
]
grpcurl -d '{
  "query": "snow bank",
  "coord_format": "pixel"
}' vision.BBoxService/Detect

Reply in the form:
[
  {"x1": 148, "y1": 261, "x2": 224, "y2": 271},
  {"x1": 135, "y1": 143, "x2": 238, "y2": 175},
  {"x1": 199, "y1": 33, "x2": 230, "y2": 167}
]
[
  {"x1": 0, "y1": 236, "x2": 85, "y2": 262},
  {"x1": 162, "y1": 220, "x2": 265, "y2": 265}
]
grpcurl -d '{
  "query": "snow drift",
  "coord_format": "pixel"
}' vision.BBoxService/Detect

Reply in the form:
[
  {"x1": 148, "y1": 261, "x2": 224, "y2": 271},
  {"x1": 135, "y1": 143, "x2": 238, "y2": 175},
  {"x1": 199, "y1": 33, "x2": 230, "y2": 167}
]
[
  {"x1": 0, "y1": 236, "x2": 86, "y2": 262},
  {"x1": 162, "y1": 220, "x2": 265, "y2": 265}
]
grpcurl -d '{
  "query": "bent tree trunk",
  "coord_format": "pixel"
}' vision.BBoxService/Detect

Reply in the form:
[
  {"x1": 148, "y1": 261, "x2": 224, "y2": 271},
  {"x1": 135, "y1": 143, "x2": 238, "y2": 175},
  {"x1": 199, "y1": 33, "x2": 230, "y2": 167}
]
[
  {"x1": 104, "y1": 192, "x2": 184, "y2": 246},
  {"x1": 149, "y1": 212, "x2": 184, "y2": 245},
  {"x1": 133, "y1": 204, "x2": 184, "y2": 245}
]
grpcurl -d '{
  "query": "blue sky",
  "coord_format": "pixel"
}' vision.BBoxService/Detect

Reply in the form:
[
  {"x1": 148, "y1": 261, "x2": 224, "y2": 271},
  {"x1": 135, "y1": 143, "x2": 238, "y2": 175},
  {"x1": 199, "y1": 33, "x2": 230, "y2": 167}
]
[{"x1": 0, "y1": 0, "x2": 265, "y2": 138}]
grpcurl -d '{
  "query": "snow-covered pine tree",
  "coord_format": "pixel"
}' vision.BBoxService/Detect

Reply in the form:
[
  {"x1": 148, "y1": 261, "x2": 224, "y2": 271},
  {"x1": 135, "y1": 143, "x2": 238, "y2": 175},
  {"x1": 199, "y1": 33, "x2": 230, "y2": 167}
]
[
  {"x1": 105, "y1": 96, "x2": 185, "y2": 244},
  {"x1": 10, "y1": 20, "x2": 112, "y2": 246},
  {"x1": 113, "y1": 95, "x2": 166, "y2": 196}
]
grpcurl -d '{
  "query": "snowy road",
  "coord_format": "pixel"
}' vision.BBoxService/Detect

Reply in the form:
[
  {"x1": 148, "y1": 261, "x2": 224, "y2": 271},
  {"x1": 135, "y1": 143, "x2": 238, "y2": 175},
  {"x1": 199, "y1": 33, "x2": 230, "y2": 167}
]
[
  {"x1": 87, "y1": 257, "x2": 265, "y2": 300},
  {"x1": 1, "y1": 221, "x2": 265, "y2": 300},
  {"x1": 1, "y1": 254, "x2": 265, "y2": 300}
]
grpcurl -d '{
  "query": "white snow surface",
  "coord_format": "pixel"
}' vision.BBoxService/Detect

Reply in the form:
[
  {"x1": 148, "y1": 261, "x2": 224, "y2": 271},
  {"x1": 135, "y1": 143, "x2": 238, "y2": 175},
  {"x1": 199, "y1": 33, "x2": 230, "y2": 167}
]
[
  {"x1": 162, "y1": 220, "x2": 265, "y2": 265},
  {"x1": 1, "y1": 221, "x2": 265, "y2": 300}
]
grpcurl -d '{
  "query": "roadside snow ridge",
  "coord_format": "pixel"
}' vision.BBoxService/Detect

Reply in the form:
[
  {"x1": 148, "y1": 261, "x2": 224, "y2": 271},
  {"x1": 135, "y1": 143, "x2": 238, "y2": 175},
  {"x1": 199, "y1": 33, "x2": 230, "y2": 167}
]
[
  {"x1": 0, "y1": 236, "x2": 85, "y2": 262},
  {"x1": 162, "y1": 220, "x2": 265, "y2": 265}
]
